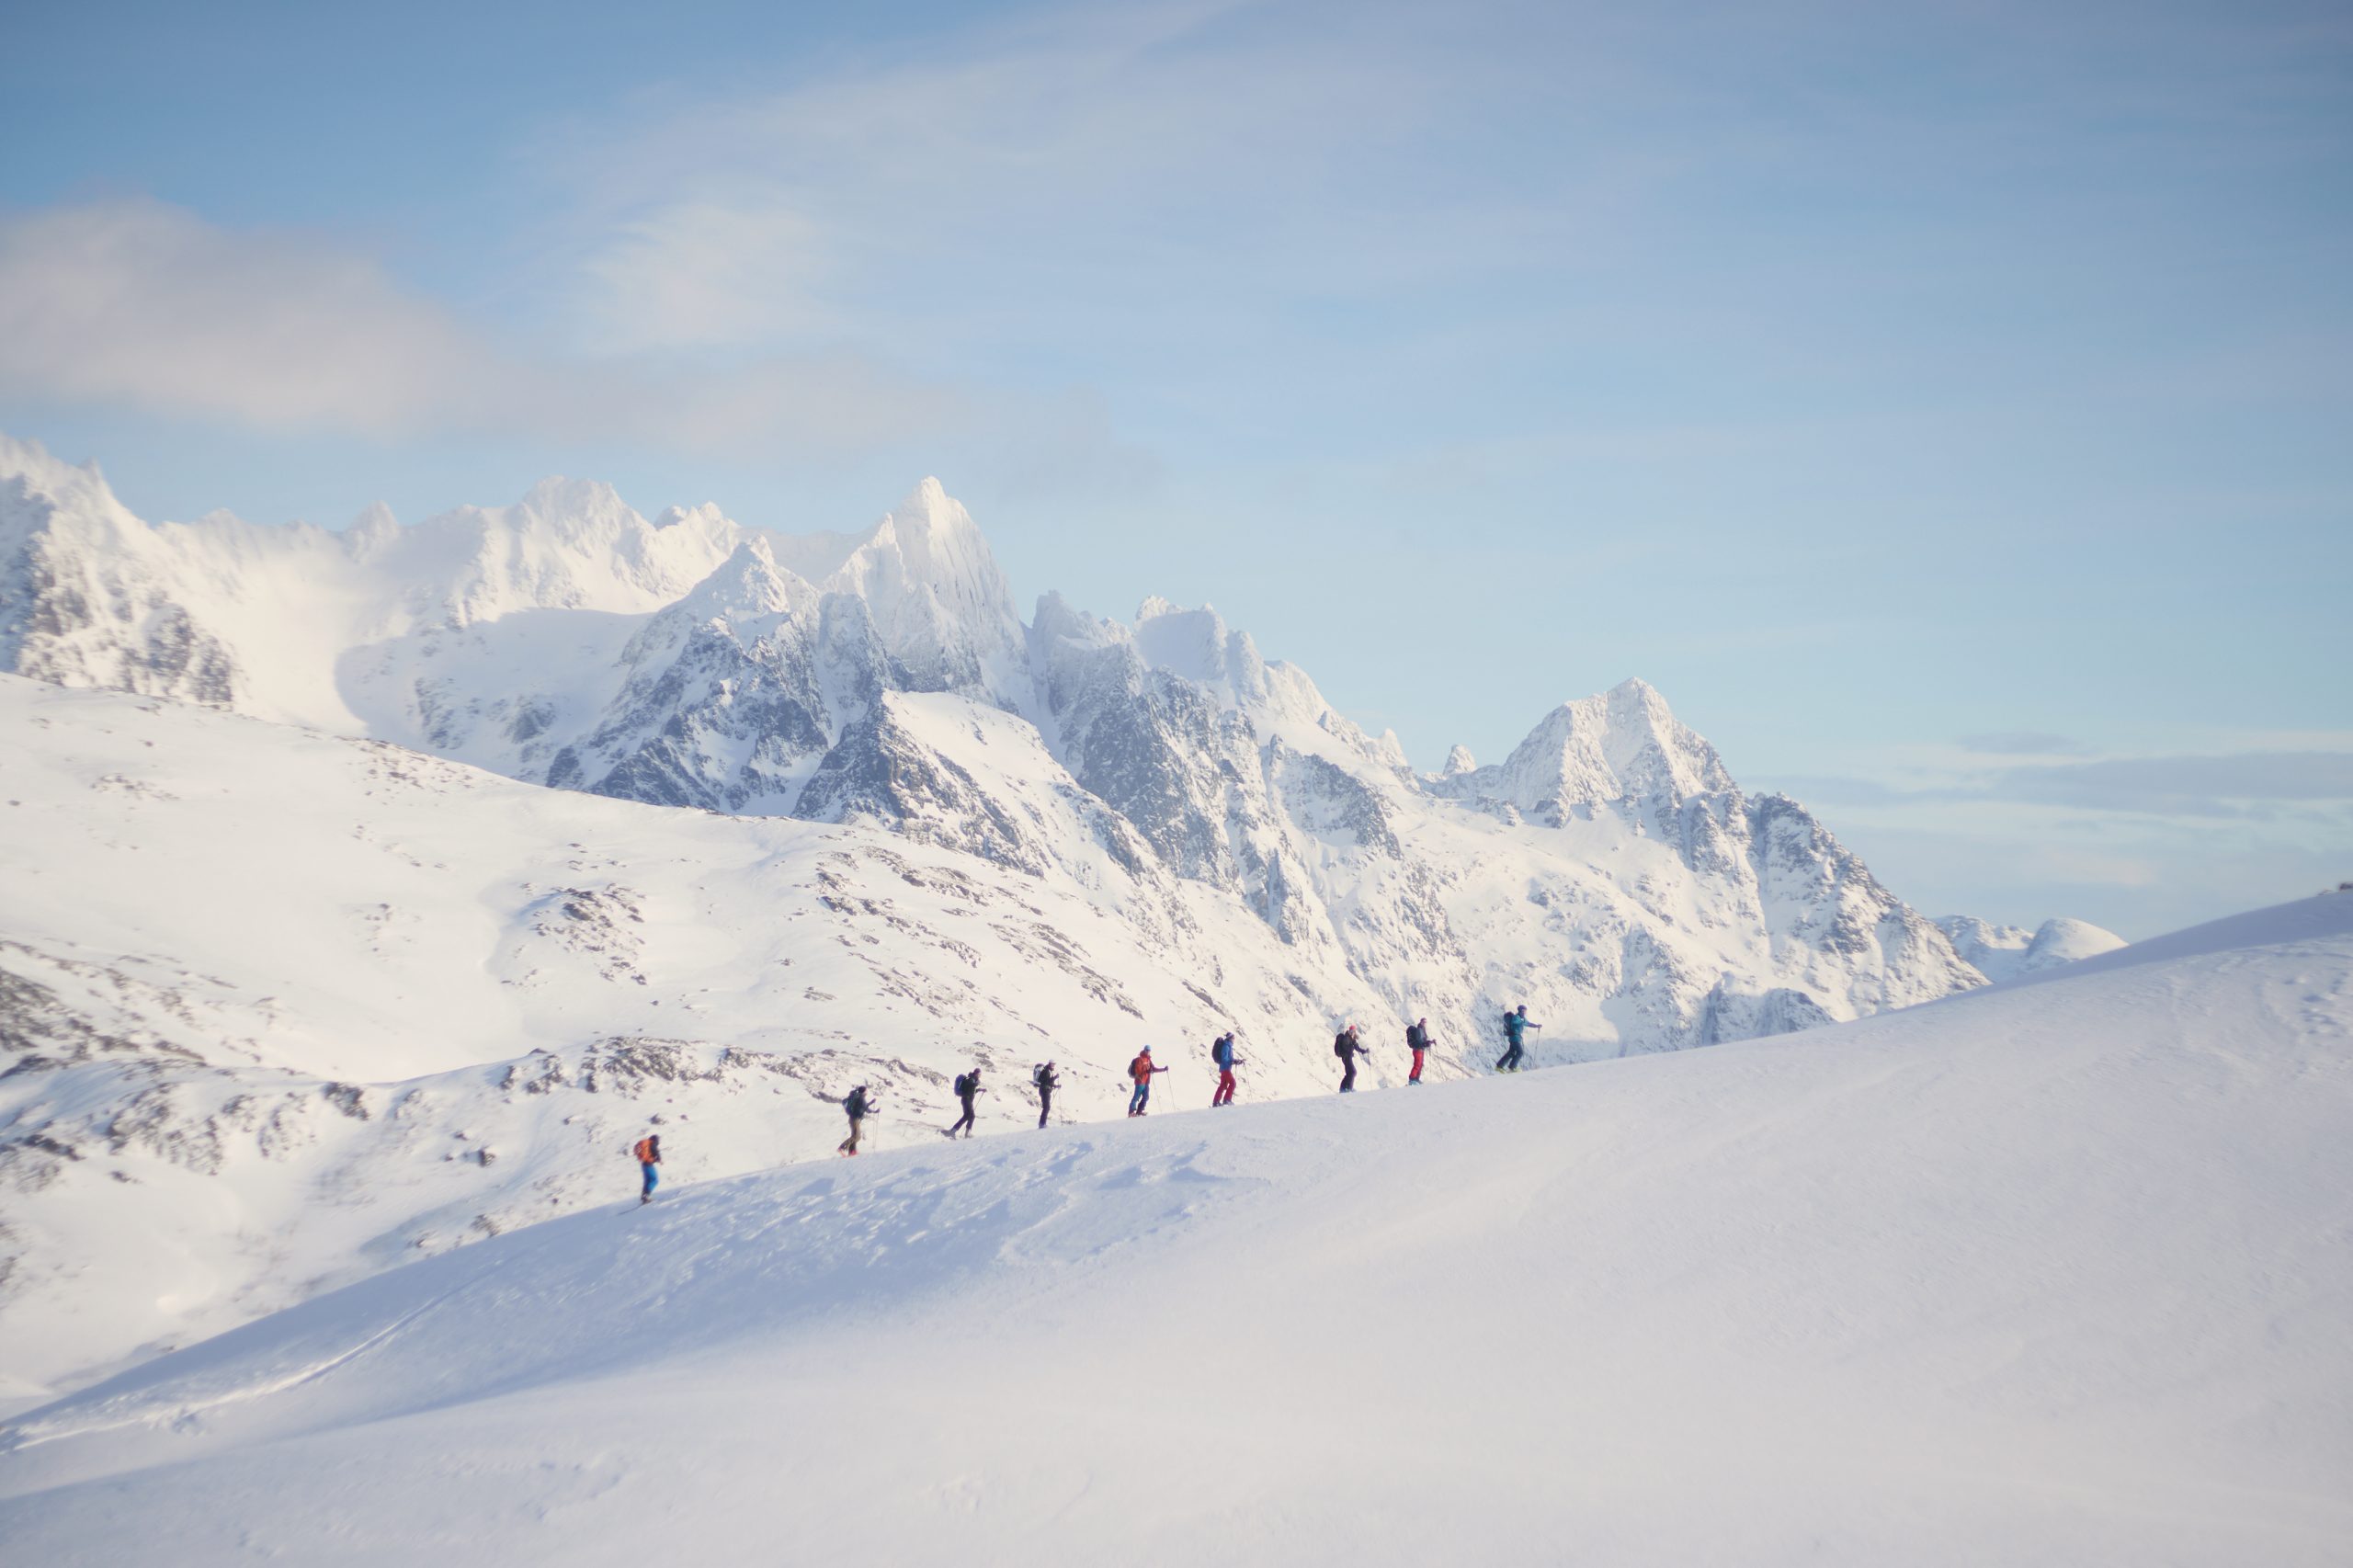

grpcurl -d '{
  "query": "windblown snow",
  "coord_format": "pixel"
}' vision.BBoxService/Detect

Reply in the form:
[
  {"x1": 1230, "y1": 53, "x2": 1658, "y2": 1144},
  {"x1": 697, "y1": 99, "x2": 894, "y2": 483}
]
[{"x1": 2, "y1": 892, "x2": 2347, "y2": 1566}]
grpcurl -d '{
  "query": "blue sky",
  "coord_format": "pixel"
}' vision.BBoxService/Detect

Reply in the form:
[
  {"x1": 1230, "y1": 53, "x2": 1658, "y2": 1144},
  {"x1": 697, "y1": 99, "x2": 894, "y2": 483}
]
[{"x1": 4, "y1": 0, "x2": 2347, "y2": 936}]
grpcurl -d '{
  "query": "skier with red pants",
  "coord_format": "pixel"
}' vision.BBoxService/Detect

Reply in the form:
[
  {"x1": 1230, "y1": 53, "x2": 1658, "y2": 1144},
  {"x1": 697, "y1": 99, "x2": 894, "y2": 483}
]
[
  {"x1": 1405, "y1": 1018, "x2": 1429, "y2": 1084},
  {"x1": 1210, "y1": 1032, "x2": 1242, "y2": 1107}
]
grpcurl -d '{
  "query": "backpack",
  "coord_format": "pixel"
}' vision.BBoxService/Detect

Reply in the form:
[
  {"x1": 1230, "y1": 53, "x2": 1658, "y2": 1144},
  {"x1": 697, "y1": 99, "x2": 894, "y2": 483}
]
[
  {"x1": 632, "y1": 1137, "x2": 655, "y2": 1164},
  {"x1": 1334, "y1": 1034, "x2": 1348, "y2": 1059},
  {"x1": 1034, "y1": 1064, "x2": 1051, "y2": 1090},
  {"x1": 954, "y1": 1073, "x2": 972, "y2": 1096},
  {"x1": 846, "y1": 1089, "x2": 867, "y2": 1118}
]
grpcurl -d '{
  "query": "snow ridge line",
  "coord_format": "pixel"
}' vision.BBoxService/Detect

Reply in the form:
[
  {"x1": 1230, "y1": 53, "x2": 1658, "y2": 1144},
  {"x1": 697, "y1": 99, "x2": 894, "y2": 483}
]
[{"x1": 0, "y1": 1278, "x2": 476, "y2": 1454}]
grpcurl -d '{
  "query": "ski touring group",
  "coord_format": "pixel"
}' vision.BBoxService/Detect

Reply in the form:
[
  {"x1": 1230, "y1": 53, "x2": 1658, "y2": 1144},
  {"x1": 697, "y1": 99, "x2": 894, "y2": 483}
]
[{"x1": 629, "y1": 1006, "x2": 1541, "y2": 1199}]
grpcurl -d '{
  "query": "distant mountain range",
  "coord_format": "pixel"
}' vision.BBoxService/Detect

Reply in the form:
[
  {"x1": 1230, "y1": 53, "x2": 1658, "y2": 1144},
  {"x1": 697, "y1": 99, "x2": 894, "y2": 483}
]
[
  {"x1": 2, "y1": 433, "x2": 2114, "y2": 1053},
  {"x1": 0, "y1": 434, "x2": 2122, "y2": 1392}
]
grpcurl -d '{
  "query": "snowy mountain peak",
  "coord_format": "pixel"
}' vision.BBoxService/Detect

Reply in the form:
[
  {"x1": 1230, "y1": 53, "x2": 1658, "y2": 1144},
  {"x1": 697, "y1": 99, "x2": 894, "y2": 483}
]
[
  {"x1": 1441, "y1": 744, "x2": 1477, "y2": 778},
  {"x1": 1935, "y1": 914, "x2": 2128, "y2": 983},
  {"x1": 852, "y1": 477, "x2": 991, "y2": 575},
  {"x1": 344, "y1": 501, "x2": 401, "y2": 556},
  {"x1": 823, "y1": 480, "x2": 1023, "y2": 689},
  {"x1": 652, "y1": 501, "x2": 728, "y2": 533},
  {"x1": 0, "y1": 432, "x2": 109, "y2": 506},
  {"x1": 1030, "y1": 588, "x2": 1104, "y2": 648},
  {"x1": 515, "y1": 474, "x2": 633, "y2": 530},
  {"x1": 1485, "y1": 678, "x2": 1735, "y2": 826},
  {"x1": 0, "y1": 434, "x2": 248, "y2": 709},
  {"x1": 1132, "y1": 597, "x2": 1260, "y2": 695},
  {"x1": 680, "y1": 536, "x2": 806, "y2": 622},
  {"x1": 900, "y1": 473, "x2": 957, "y2": 519},
  {"x1": 0, "y1": 434, "x2": 142, "y2": 552}
]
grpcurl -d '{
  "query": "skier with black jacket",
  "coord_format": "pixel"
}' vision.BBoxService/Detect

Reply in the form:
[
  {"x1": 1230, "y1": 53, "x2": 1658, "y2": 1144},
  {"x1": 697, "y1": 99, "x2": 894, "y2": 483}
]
[
  {"x1": 1033, "y1": 1062, "x2": 1059, "y2": 1129},
  {"x1": 839, "y1": 1085, "x2": 875, "y2": 1156},
  {"x1": 1405, "y1": 1017, "x2": 1429, "y2": 1085},
  {"x1": 1335, "y1": 1024, "x2": 1369, "y2": 1093},
  {"x1": 946, "y1": 1065, "x2": 986, "y2": 1138}
]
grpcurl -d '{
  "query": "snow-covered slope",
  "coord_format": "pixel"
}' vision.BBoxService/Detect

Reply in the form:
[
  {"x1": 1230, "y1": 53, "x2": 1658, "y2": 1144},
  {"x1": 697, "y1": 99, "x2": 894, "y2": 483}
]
[
  {"x1": 0, "y1": 676, "x2": 1421, "y2": 1398},
  {"x1": 0, "y1": 438, "x2": 2128, "y2": 1401},
  {"x1": 1937, "y1": 913, "x2": 2127, "y2": 983},
  {"x1": 0, "y1": 432, "x2": 2007, "y2": 1062},
  {"x1": 4, "y1": 893, "x2": 2347, "y2": 1566}
]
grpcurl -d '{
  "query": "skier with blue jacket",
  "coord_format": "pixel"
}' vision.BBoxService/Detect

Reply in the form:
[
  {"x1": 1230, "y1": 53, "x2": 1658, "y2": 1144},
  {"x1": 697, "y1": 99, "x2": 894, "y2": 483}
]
[
  {"x1": 1495, "y1": 1005, "x2": 1538, "y2": 1073},
  {"x1": 1210, "y1": 1032, "x2": 1242, "y2": 1107}
]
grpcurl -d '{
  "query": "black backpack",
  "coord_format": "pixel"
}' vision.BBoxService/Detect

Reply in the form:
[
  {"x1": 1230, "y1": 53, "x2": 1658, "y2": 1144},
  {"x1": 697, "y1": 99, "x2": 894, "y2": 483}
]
[
  {"x1": 1034, "y1": 1064, "x2": 1051, "y2": 1090},
  {"x1": 954, "y1": 1073, "x2": 972, "y2": 1096},
  {"x1": 1334, "y1": 1034, "x2": 1348, "y2": 1059}
]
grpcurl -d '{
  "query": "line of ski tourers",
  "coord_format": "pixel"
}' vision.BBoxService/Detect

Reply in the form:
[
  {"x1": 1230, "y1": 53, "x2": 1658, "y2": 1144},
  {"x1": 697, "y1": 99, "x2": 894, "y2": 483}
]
[{"x1": 628, "y1": 1006, "x2": 1541, "y2": 1199}]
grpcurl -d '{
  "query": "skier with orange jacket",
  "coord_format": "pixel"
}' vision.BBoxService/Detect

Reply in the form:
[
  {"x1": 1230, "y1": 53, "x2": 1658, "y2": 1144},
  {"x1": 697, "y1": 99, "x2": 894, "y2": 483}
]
[
  {"x1": 632, "y1": 1131, "x2": 662, "y2": 1203},
  {"x1": 1127, "y1": 1048, "x2": 1165, "y2": 1117}
]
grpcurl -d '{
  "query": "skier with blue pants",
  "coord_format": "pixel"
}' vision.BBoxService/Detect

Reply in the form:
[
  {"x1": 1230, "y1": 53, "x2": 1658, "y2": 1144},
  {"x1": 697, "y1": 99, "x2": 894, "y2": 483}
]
[
  {"x1": 1128, "y1": 1048, "x2": 1165, "y2": 1116},
  {"x1": 632, "y1": 1132, "x2": 662, "y2": 1202}
]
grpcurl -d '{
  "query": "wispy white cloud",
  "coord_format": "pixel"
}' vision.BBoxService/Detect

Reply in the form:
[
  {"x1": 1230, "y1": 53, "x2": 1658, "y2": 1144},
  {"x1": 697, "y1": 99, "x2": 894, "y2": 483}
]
[
  {"x1": 521, "y1": 0, "x2": 1578, "y2": 358},
  {"x1": 1758, "y1": 738, "x2": 2353, "y2": 933},
  {"x1": 0, "y1": 197, "x2": 961, "y2": 457},
  {"x1": 574, "y1": 198, "x2": 840, "y2": 354},
  {"x1": 1956, "y1": 730, "x2": 2086, "y2": 756},
  {"x1": 1771, "y1": 746, "x2": 2353, "y2": 820},
  {"x1": 1994, "y1": 752, "x2": 2353, "y2": 815},
  {"x1": 0, "y1": 199, "x2": 497, "y2": 437}
]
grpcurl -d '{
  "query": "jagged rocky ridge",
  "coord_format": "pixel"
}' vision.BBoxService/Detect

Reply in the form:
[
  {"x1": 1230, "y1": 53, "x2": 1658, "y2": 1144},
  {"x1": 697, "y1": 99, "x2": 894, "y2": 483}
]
[{"x1": 0, "y1": 433, "x2": 1999, "y2": 1060}]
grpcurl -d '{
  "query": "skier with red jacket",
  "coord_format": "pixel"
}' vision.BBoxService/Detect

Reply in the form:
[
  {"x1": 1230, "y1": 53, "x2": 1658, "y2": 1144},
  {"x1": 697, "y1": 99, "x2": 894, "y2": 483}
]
[{"x1": 1127, "y1": 1048, "x2": 1165, "y2": 1116}]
